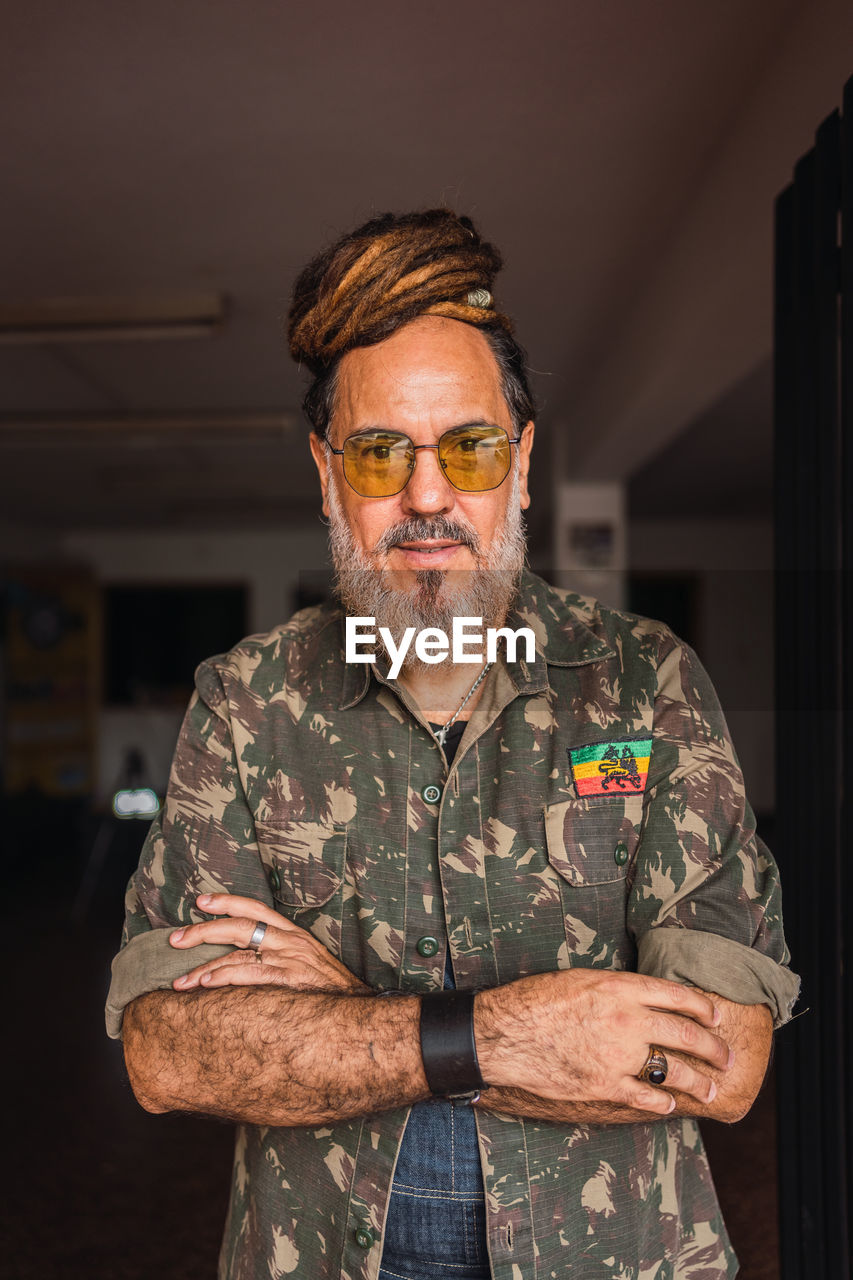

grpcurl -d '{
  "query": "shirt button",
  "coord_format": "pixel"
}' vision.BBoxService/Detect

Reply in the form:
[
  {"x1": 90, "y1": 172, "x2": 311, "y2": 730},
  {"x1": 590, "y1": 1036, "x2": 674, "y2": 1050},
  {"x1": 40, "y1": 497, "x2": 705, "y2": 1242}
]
[
  {"x1": 354, "y1": 1226, "x2": 374, "y2": 1249},
  {"x1": 269, "y1": 867, "x2": 281, "y2": 892},
  {"x1": 421, "y1": 784, "x2": 442, "y2": 804},
  {"x1": 416, "y1": 936, "x2": 439, "y2": 958},
  {"x1": 614, "y1": 842, "x2": 629, "y2": 867}
]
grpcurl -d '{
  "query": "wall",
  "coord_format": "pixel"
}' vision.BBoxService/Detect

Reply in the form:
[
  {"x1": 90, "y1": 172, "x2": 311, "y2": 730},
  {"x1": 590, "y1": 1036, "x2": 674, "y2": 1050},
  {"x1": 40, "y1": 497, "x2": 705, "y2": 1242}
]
[
  {"x1": 567, "y1": 0, "x2": 853, "y2": 480},
  {"x1": 63, "y1": 527, "x2": 330, "y2": 635},
  {"x1": 629, "y1": 517, "x2": 775, "y2": 814},
  {"x1": 40, "y1": 525, "x2": 330, "y2": 801}
]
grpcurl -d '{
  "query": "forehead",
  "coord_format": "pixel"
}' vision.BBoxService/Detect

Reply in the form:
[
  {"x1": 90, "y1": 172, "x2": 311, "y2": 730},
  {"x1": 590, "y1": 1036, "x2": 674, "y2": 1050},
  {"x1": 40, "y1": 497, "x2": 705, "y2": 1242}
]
[{"x1": 331, "y1": 316, "x2": 509, "y2": 437}]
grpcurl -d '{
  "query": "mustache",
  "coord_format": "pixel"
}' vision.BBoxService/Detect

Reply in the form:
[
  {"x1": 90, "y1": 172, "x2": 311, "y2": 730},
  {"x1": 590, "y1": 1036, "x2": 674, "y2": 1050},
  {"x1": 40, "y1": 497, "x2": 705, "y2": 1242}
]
[{"x1": 374, "y1": 515, "x2": 480, "y2": 556}]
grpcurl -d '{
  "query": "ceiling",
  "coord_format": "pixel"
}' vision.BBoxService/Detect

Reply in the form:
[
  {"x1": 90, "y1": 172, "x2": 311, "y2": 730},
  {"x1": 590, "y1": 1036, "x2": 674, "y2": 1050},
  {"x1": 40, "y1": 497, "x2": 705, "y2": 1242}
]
[
  {"x1": 628, "y1": 361, "x2": 773, "y2": 520},
  {"x1": 2, "y1": 0, "x2": 851, "y2": 548}
]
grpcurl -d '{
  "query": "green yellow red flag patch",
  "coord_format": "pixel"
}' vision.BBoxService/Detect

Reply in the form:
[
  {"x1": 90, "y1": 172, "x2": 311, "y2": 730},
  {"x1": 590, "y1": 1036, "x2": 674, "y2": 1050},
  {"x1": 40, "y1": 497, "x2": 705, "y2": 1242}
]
[{"x1": 568, "y1": 737, "x2": 652, "y2": 797}]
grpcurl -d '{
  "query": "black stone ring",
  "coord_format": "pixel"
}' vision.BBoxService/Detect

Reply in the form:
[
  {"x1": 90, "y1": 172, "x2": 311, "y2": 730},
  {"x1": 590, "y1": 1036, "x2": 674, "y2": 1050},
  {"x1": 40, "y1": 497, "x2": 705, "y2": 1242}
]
[{"x1": 638, "y1": 1046, "x2": 669, "y2": 1086}]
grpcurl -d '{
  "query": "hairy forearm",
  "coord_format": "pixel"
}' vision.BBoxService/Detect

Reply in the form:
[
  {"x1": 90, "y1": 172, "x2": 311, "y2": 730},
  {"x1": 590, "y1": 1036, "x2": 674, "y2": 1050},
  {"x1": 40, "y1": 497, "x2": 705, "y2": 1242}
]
[
  {"x1": 123, "y1": 961, "x2": 772, "y2": 1131},
  {"x1": 477, "y1": 990, "x2": 773, "y2": 1126},
  {"x1": 123, "y1": 986, "x2": 430, "y2": 1126}
]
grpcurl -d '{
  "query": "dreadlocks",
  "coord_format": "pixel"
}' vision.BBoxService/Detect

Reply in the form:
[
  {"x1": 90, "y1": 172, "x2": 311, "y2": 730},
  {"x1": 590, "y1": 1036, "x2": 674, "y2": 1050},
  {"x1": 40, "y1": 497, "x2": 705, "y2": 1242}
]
[{"x1": 287, "y1": 209, "x2": 535, "y2": 436}]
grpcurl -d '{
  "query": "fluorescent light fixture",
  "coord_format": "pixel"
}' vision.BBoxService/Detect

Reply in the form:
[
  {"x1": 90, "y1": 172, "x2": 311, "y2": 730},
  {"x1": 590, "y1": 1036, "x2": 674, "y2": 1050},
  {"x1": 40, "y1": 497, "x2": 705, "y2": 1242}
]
[
  {"x1": 0, "y1": 413, "x2": 295, "y2": 439},
  {"x1": 0, "y1": 292, "x2": 227, "y2": 343}
]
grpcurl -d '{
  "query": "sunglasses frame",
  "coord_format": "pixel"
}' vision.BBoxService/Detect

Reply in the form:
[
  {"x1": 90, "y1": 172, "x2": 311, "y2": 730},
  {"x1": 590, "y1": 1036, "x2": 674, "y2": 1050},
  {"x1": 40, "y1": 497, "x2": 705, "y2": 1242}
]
[{"x1": 328, "y1": 424, "x2": 522, "y2": 497}]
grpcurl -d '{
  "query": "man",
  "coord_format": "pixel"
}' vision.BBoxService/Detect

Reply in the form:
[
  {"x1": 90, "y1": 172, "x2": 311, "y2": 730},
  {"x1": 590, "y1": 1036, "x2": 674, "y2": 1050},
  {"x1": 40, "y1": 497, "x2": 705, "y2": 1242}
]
[{"x1": 107, "y1": 209, "x2": 799, "y2": 1280}]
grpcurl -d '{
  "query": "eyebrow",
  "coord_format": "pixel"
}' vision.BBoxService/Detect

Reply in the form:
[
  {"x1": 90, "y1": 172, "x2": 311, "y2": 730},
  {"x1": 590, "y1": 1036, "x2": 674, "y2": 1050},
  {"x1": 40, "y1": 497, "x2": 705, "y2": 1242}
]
[{"x1": 346, "y1": 420, "x2": 502, "y2": 438}]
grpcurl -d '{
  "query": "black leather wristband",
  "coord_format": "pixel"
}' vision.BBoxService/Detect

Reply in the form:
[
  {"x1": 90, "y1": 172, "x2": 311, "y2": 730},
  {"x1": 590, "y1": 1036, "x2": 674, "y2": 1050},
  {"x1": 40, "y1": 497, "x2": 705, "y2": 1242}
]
[{"x1": 419, "y1": 990, "x2": 487, "y2": 1098}]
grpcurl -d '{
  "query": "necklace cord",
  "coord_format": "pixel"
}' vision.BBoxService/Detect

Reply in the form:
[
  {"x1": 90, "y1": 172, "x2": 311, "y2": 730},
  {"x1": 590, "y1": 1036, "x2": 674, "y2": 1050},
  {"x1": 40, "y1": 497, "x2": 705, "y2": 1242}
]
[{"x1": 434, "y1": 662, "x2": 492, "y2": 746}]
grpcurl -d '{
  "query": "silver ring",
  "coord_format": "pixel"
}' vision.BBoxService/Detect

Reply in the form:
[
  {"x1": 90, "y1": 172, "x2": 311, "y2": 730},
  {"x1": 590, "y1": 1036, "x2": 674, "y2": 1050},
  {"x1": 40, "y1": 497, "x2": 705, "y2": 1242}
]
[{"x1": 249, "y1": 921, "x2": 268, "y2": 949}]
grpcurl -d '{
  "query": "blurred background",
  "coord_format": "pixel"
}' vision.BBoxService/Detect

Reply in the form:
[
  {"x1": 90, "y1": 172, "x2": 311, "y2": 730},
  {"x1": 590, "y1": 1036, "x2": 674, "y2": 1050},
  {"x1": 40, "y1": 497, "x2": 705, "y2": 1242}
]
[{"x1": 3, "y1": 2, "x2": 851, "y2": 1276}]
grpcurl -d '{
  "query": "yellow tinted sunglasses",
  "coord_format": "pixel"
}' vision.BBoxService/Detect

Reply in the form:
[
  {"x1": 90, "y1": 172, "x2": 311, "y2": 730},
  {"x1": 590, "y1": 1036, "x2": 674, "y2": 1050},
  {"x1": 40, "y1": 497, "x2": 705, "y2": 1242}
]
[{"x1": 329, "y1": 423, "x2": 521, "y2": 497}]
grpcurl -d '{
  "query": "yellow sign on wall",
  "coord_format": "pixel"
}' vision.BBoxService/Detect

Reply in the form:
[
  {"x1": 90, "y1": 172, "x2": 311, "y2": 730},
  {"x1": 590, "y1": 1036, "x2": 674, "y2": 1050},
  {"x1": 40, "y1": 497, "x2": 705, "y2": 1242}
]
[{"x1": 4, "y1": 567, "x2": 100, "y2": 797}]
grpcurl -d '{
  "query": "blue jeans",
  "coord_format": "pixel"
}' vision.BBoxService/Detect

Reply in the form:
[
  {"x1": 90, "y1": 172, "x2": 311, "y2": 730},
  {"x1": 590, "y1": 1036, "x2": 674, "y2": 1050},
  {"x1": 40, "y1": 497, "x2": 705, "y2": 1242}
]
[
  {"x1": 380, "y1": 947, "x2": 491, "y2": 1280},
  {"x1": 379, "y1": 1096, "x2": 491, "y2": 1280}
]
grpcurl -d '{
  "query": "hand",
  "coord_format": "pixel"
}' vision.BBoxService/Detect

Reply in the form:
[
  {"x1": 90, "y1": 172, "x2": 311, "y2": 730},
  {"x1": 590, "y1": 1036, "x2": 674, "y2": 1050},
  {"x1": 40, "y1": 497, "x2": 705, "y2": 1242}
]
[
  {"x1": 475, "y1": 968, "x2": 734, "y2": 1116},
  {"x1": 168, "y1": 894, "x2": 368, "y2": 995}
]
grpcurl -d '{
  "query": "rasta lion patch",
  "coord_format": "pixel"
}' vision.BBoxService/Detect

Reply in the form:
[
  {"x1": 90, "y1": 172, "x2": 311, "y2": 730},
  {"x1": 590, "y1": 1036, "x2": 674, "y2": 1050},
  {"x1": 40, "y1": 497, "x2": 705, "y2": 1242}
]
[{"x1": 568, "y1": 737, "x2": 652, "y2": 797}]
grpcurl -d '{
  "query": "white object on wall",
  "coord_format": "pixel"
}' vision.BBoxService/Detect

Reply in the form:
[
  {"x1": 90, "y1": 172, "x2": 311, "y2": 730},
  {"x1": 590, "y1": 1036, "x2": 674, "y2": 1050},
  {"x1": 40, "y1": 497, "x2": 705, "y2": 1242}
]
[{"x1": 553, "y1": 481, "x2": 626, "y2": 609}]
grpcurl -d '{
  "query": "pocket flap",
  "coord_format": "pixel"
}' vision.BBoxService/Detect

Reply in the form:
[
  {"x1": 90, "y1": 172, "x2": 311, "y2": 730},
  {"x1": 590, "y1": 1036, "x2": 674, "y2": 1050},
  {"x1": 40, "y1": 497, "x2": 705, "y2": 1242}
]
[
  {"x1": 544, "y1": 795, "x2": 644, "y2": 887},
  {"x1": 256, "y1": 818, "x2": 346, "y2": 909}
]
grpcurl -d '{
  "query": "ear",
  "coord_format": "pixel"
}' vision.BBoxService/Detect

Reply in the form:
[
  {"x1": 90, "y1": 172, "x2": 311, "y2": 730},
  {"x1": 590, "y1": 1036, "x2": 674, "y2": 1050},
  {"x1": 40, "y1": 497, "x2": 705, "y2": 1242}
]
[
  {"x1": 517, "y1": 421, "x2": 535, "y2": 510},
  {"x1": 309, "y1": 432, "x2": 331, "y2": 517}
]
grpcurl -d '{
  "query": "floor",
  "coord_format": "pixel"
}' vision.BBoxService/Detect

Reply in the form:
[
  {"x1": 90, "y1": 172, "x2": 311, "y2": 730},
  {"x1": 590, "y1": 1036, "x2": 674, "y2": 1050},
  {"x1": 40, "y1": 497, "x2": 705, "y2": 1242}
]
[{"x1": 4, "y1": 825, "x2": 780, "y2": 1279}]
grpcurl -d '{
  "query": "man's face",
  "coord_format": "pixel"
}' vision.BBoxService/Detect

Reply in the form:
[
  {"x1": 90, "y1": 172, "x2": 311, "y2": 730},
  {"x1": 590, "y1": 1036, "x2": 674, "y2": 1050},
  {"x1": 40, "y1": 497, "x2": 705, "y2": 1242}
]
[{"x1": 309, "y1": 316, "x2": 534, "y2": 633}]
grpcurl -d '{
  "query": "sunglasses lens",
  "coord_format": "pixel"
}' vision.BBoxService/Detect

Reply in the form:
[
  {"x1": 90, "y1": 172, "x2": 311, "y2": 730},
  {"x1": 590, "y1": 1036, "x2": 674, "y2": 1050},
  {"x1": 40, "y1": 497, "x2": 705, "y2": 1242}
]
[
  {"x1": 339, "y1": 425, "x2": 513, "y2": 495},
  {"x1": 343, "y1": 432, "x2": 415, "y2": 496},
  {"x1": 439, "y1": 425, "x2": 512, "y2": 491}
]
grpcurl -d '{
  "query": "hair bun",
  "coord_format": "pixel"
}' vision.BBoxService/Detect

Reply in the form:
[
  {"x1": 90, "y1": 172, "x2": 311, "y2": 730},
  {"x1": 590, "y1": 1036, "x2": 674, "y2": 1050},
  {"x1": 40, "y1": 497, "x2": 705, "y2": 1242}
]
[{"x1": 287, "y1": 208, "x2": 511, "y2": 373}]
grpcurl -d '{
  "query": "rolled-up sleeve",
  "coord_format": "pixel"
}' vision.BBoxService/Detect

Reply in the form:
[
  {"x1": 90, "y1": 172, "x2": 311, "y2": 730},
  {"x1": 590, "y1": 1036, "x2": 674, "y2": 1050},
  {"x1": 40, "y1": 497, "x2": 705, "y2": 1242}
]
[
  {"x1": 105, "y1": 658, "x2": 272, "y2": 1039},
  {"x1": 628, "y1": 637, "x2": 800, "y2": 1028}
]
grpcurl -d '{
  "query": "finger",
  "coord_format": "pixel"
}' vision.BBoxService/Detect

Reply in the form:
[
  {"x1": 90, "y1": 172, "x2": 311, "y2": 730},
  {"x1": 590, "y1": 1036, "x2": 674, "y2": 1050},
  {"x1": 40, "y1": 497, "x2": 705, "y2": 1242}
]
[
  {"x1": 619, "y1": 1079, "x2": 676, "y2": 1116},
  {"x1": 170, "y1": 915, "x2": 258, "y2": 948},
  {"x1": 648, "y1": 1055, "x2": 717, "y2": 1105},
  {"x1": 171, "y1": 916, "x2": 292, "y2": 950},
  {"x1": 198, "y1": 962, "x2": 289, "y2": 988},
  {"x1": 196, "y1": 894, "x2": 302, "y2": 932},
  {"x1": 174, "y1": 944, "x2": 328, "y2": 987},
  {"x1": 174, "y1": 950, "x2": 261, "y2": 988},
  {"x1": 196, "y1": 960, "x2": 344, "y2": 991},
  {"x1": 169, "y1": 895, "x2": 300, "y2": 946},
  {"x1": 635, "y1": 975, "x2": 720, "y2": 1028},
  {"x1": 648, "y1": 1011, "x2": 733, "y2": 1072}
]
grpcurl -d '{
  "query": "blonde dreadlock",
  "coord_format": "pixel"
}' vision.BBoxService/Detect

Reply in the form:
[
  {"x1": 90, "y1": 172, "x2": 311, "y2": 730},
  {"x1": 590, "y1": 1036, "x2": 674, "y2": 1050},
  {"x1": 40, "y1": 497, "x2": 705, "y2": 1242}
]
[{"x1": 287, "y1": 209, "x2": 534, "y2": 437}]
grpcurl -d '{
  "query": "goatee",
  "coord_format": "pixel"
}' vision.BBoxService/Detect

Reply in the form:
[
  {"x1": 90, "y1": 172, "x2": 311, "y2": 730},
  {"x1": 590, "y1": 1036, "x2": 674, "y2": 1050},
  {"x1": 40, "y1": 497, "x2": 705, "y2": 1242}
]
[{"x1": 326, "y1": 469, "x2": 527, "y2": 671}]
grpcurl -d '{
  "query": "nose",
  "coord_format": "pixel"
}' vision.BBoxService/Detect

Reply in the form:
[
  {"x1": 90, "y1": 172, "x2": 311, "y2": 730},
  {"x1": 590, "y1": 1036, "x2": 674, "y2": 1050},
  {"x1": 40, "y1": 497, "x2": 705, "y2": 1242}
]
[{"x1": 400, "y1": 444, "x2": 456, "y2": 516}]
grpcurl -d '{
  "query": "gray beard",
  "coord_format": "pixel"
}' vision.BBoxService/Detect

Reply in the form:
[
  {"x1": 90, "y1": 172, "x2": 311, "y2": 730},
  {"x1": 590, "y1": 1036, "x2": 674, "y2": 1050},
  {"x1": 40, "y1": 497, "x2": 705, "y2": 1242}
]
[{"x1": 326, "y1": 466, "x2": 527, "y2": 672}]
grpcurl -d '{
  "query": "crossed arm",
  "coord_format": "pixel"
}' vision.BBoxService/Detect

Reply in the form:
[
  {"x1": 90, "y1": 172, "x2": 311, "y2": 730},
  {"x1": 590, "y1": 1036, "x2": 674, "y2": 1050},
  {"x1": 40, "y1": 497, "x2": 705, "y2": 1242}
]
[{"x1": 122, "y1": 894, "x2": 772, "y2": 1129}]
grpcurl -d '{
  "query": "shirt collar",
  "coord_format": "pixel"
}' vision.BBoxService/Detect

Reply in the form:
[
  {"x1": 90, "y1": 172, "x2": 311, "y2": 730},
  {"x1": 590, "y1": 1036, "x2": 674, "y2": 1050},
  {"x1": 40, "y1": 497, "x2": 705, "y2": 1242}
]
[
  {"x1": 336, "y1": 569, "x2": 615, "y2": 709},
  {"x1": 504, "y1": 569, "x2": 615, "y2": 694},
  {"x1": 339, "y1": 639, "x2": 372, "y2": 709}
]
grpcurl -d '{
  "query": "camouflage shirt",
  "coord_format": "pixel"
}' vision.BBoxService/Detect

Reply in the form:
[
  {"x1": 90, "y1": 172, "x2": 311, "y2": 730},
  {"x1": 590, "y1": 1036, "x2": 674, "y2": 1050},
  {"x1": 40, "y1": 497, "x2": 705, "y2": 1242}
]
[{"x1": 107, "y1": 571, "x2": 799, "y2": 1279}]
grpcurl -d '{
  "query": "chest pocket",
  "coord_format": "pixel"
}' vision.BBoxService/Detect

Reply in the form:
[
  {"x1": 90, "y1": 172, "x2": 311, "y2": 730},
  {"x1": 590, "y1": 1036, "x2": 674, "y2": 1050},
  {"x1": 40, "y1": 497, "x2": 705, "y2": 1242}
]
[
  {"x1": 255, "y1": 817, "x2": 347, "y2": 910},
  {"x1": 544, "y1": 794, "x2": 644, "y2": 886}
]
